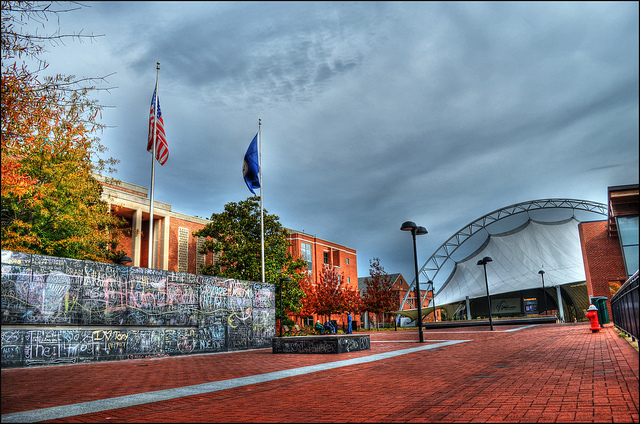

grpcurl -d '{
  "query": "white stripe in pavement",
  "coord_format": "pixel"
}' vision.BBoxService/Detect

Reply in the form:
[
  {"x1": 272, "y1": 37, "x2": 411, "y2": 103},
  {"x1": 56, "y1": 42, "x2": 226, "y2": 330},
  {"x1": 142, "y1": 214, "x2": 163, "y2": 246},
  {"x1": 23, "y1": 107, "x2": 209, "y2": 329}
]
[
  {"x1": 371, "y1": 326, "x2": 540, "y2": 334},
  {"x1": 371, "y1": 339, "x2": 451, "y2": 343},
  {"x1": 0, "y1": 339, "x2": 469, "y2": 423},
  {"x1": 502, "y1": 325, "x2": 538, "y2": 332}
]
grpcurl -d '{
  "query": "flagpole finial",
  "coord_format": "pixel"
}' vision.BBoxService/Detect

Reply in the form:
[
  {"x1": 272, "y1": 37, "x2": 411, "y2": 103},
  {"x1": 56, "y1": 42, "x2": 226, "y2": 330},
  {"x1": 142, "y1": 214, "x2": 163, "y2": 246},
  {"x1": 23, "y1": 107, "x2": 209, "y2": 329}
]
[
  {"x1": 259, "y1": 118, "x2": 261, "y2": 126},
  {"x1": 157, "y1": 62, "x2": 160, "y2": 69}
]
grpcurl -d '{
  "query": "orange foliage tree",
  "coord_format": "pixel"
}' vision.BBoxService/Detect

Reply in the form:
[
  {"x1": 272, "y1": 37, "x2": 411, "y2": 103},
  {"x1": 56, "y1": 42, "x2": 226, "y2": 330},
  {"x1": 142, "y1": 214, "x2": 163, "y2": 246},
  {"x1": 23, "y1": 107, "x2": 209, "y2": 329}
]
[
  {"x1": 1, "y1": 1, "x2": 124, "y2": 261},
  {"x1": 362, "y1": 258, "x2": 399, "y2": 328},
  {"x1": 295, "y1": 272, "x2": 316, "y2": 323},
  {"x1": 299, "y1": 264, "x2": 361, "y2": 321}
]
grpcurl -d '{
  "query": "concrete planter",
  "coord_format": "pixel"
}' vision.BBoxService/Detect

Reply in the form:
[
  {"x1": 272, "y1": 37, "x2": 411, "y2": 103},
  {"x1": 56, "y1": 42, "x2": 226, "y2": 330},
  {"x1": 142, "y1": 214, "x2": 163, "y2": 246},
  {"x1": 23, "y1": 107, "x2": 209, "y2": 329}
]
[{"x1": 272, "y1": 334, "x2": 370, "y2": 354}]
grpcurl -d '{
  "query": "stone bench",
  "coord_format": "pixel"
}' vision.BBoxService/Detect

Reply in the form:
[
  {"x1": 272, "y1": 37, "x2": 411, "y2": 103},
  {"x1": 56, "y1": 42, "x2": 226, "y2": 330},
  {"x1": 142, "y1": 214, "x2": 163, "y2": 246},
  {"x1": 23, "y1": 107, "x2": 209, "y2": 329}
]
[{"x1": 272, "y1": 334, "x2": 370, "y2": 354}]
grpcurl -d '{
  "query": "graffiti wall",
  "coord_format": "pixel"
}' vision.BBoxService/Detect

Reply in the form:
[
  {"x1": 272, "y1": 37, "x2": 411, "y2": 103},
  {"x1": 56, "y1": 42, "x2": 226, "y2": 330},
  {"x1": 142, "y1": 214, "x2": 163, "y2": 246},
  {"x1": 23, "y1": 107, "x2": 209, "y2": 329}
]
[{"x1": 1, "y1": 250, "x2": 275, "y2": 368}]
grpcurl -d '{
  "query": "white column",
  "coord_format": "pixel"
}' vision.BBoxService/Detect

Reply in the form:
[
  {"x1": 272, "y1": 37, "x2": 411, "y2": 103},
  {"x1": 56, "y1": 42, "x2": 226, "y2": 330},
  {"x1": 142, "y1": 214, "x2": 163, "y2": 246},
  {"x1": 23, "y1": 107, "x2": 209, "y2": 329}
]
[
  {"x1": 132, "y1": 208, "x2": 143, "y2": 267},
  {"x1": 161, "y1": 216, "x2": 170, "y2": 270},
  {"x1": 556, "y1": 286, "x2": 565, "y2": 322},
  {"x1": 152, "y1": 218, "x2": 162, "y2": 269}
]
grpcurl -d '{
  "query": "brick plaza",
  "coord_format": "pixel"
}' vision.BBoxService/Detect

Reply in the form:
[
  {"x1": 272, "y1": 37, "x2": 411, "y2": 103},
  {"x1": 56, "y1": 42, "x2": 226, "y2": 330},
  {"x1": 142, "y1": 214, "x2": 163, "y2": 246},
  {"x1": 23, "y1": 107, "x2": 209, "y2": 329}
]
[{"x1": 1, "y1": 322, "x2": 638, "y2": 423}]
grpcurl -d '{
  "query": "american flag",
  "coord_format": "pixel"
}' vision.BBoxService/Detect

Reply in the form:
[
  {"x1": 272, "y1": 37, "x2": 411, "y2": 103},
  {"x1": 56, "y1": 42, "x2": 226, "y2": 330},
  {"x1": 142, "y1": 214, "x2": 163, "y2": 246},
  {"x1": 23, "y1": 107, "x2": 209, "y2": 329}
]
[{"x1": 147, "y1": 88, "x2": 168, "y2": 165}]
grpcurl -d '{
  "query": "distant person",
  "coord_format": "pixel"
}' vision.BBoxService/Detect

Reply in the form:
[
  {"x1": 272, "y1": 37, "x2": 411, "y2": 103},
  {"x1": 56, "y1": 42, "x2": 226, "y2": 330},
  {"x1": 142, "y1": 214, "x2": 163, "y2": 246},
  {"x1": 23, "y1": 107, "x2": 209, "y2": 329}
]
[
  {"x1": 315, "y1": 320, "x2": 324, "y2": 334},
  {"x1": 347, "y1": 313, "x2": 353, "y2": 334},
  {"x1": 324, "y1": 320, "x2": 335, "y2": 334}
]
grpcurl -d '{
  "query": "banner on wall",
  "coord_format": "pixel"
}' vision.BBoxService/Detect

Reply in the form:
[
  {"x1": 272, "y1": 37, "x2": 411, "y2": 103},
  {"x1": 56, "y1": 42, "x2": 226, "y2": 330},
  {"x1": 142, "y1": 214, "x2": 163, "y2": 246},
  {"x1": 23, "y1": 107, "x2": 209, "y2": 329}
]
[{"x1": 492, "y1": 298, "x2": 522, "y2": 315}]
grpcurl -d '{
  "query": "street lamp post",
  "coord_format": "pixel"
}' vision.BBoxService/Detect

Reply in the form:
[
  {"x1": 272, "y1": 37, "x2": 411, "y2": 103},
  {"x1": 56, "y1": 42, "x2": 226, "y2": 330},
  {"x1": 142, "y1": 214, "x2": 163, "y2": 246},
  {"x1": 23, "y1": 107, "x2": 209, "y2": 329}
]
[
  {"x1": 279, "y1": 276, "x2": 292, "y2": 337},
  {"x1": 401, "y1": 221, "x2": 428, "y2": 343},
  {"x1": 538, "y1": 270, "x2": 548, "y2": 316},
  {"x1": 477, "y1": 257, "x2": 494, "y2": 331}
]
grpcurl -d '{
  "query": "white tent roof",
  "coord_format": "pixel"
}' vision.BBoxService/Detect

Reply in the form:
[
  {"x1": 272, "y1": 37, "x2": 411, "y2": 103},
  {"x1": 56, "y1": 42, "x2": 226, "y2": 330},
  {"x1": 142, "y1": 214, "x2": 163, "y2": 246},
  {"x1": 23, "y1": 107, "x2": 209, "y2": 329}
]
[{"x1": 433, "y1": 218, "x2": 586, "y2": 306}]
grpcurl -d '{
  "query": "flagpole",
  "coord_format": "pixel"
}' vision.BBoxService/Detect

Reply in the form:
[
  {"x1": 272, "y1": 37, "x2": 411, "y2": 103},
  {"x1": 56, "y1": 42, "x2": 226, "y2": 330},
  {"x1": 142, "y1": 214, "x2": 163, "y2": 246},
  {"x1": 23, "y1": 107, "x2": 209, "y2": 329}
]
[
  {"x1": 148, "y1": 62, "x2": 160, "y2": 269},
  {"x1": 259, "y1": 118, "x2": 265, "y2": 283}
]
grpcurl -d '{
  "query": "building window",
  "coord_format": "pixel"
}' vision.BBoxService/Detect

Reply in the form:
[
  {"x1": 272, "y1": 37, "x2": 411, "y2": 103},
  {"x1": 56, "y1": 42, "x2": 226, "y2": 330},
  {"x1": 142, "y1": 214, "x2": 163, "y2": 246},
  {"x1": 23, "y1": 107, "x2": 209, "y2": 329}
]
[
  {"x1": 616, "y1": 215, "x2": 639, "y2": 277},
  {"x1": 178, "y1": 227, "x2": 189, "y2": 273},
  {"x1": 196, "y1": 236, "x2": 206, "y2": 274},
  {"x1": 333, "y1": 249, "x2": 340, "y2": 266},
  {"x1": 324, "y1": 251, "x2": 330, "y2": 264},
  {"x1": 301, "y1": 242, "x2": 312, "y2": 272},
  {"x1": 347, "y1": 277, "x2": 351, "y2": 284},
  {"x1": 346, "y1": 258, "x2": 349, "y2": 265}
]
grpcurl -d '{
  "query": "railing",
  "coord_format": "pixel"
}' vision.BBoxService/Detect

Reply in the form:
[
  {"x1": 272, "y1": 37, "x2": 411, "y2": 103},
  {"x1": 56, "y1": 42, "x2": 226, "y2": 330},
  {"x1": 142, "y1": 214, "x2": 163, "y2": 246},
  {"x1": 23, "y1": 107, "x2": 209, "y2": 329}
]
[{"x1": 610, "y1": 270, "x2": 639, "y2": 341}]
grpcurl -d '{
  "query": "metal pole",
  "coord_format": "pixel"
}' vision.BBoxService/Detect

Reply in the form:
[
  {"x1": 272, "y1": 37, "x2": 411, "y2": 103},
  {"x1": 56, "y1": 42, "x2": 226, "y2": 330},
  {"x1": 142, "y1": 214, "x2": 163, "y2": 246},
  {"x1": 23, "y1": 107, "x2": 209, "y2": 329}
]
[
  {"x1": 279, "y1": 283, "x2": 283, "y2": 337},
  {"x1": 259, "y1": 119, "x2": 265, "y2": 283},
  {"x1": 148, "y1": 62, "x2": 160, "y2": 269},
  {"x1": 412, "y1": 231, "x2": 424, "y2": 343},
  {"x1": 539, "y1": 271, "x2": 548, "y2": 316},
  {"x1": 482, "y1": 262, "x2": 494, "y2": 331}
]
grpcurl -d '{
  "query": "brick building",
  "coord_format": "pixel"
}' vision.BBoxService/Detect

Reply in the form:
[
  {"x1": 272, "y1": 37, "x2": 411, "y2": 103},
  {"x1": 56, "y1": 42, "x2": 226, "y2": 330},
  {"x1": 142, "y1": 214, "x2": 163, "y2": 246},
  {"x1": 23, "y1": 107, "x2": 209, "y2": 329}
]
[
  {"x1": 98, "y1": 175, "x2": 213, "y2": 273},
  {"x1": 578, "y1": 184, "x2": 638, "y2": 318},
  {"x1": 284, "y1": 229, "x2": 358, "y2": 329}
]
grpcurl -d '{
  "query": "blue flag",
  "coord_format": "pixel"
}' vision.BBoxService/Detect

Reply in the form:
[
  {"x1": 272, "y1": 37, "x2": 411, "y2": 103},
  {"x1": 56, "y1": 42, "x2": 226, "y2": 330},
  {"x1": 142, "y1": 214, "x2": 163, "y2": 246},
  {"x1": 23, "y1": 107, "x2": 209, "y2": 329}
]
[{"x1": 243, "y1": 133, "x2": 260, "y2": 195}]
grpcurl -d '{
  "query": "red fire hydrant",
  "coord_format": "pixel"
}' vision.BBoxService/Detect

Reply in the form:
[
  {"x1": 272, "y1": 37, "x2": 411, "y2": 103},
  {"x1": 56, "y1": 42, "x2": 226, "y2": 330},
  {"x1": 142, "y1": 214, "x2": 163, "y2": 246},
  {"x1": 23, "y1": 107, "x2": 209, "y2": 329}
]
[{"x1": 585, "y1": 304, "x2": 601, "y2": 332}]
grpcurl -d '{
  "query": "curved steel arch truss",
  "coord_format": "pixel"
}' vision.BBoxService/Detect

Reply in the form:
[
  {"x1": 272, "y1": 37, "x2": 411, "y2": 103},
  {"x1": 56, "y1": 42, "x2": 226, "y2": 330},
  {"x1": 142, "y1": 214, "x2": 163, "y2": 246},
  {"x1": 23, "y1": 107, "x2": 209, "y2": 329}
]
[{"x1": 400, "y1": 198, "x2": 607, "y2": 313}]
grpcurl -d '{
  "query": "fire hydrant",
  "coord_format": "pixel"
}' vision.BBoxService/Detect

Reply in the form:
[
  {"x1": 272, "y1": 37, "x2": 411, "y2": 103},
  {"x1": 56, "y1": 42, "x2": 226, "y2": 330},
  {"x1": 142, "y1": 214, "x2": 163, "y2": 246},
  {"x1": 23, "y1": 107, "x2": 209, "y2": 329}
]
[{"x1": 585, "y1": 304, "x2": 601, "y2": 332}]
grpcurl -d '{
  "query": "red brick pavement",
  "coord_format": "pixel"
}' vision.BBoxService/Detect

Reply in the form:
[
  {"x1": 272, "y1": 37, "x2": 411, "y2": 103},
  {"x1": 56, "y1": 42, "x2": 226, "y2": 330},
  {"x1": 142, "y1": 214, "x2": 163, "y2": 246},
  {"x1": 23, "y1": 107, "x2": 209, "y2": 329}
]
[{"x1": 1, "y1": 323, "x2": 638, "y2": 423}]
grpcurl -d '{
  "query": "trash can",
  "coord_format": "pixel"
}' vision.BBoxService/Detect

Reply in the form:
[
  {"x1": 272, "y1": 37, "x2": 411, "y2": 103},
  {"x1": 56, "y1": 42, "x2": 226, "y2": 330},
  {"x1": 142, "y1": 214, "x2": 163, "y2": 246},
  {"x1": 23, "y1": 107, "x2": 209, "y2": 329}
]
[{"x1": 592, "y1": 297, "x2": 610, "y2": 325}]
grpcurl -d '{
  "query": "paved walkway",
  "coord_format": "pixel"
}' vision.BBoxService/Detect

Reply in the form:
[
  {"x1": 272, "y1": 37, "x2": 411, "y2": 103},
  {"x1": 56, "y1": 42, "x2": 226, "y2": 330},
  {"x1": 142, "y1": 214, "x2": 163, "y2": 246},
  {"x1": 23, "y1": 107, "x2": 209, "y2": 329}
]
[{"x1": 1, "y1": 322, "x2": 638, "y2": 423}]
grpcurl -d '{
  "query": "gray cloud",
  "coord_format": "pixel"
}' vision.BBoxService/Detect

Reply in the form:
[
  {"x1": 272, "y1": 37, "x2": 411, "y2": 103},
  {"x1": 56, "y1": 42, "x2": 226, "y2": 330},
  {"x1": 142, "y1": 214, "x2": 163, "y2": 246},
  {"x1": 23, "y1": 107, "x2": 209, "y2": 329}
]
[{"x1": 27, "y1": 1, "x2": 639, "y2": 282}]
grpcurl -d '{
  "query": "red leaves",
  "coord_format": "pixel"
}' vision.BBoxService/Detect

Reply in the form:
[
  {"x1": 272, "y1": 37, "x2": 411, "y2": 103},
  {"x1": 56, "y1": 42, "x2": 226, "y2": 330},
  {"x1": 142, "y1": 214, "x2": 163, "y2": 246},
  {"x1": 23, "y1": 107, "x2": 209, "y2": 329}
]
[
  {"x1": 362, "y1": 258, "x2": 399, "y2": 319},
  {"x1": 300, "y1": 265, "x2": 361, "y2": 318}
]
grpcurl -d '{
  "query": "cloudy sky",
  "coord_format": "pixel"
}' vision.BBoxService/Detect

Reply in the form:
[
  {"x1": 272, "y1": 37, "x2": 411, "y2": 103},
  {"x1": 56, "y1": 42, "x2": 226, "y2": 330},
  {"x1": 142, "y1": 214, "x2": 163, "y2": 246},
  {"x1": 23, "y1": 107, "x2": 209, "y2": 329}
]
[{"x1": 27, "y1": 1, "x2": 639, "y2": 285}]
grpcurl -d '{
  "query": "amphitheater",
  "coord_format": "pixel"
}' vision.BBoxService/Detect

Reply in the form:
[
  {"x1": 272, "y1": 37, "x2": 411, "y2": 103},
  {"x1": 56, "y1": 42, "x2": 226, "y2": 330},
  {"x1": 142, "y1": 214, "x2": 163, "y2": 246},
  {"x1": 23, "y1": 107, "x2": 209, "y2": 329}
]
[{"x1": 397, "y1": 199, "x2": 608, "y2": 323}]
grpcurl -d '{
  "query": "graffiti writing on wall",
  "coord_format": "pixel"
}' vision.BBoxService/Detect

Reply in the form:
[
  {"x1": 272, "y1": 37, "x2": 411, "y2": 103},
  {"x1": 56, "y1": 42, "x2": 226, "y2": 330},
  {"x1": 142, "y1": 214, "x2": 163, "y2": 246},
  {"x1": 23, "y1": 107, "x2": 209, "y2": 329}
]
[
  {"x1": 1, "y1": 250, "x2": 275, "y2": 368},
  {"x1": 272, "y1": 335, "x2": 371, "y2": 354}
]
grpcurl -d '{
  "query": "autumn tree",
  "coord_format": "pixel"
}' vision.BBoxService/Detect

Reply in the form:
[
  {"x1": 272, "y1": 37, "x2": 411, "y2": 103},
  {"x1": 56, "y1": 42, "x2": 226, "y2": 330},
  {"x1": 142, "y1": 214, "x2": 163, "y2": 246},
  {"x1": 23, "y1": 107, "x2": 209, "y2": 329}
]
[
  {"x1": 302, "y1": 265, "x2": 342, "y2": 319},
  {"x1": 362, "y1": 258, "x2": 399, "y2": 328},
  {"x1": 295, "y1": 272, "x2": 316, "y2": 322},
  {"x1": 300, "y1": 264, "x2": 360, "y2": 321},
  {"x1": 194, "y1": 197, "x2": 307, "y2": 317},
  {"x1": 1, "y1": 1, "x2": 125, "y2": 262},
  {"x1": 341, "y1": 283, "x2": 363, "y2": 320}
]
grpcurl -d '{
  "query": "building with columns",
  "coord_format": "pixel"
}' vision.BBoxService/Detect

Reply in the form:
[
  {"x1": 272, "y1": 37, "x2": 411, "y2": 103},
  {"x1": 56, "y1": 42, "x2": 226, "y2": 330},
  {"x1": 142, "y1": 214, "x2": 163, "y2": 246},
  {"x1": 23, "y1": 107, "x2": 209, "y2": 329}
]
[{"x1": 97, "y1": 175, "x2": 213, "y2": 274}]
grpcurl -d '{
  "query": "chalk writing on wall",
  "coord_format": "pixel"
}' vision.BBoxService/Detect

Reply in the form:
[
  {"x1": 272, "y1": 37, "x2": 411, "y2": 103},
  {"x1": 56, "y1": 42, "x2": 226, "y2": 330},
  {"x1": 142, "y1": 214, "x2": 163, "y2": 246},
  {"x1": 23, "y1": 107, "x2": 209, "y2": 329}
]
[
  {"x1": 272, "y1": 335, "x2": 371, "y2": 354},
  {"x1": 1, "y1": 250, "x2": 275, "y2": 368},
  {"x1": 272, "y1": 338, "x2": 339, "y2": 354}
]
